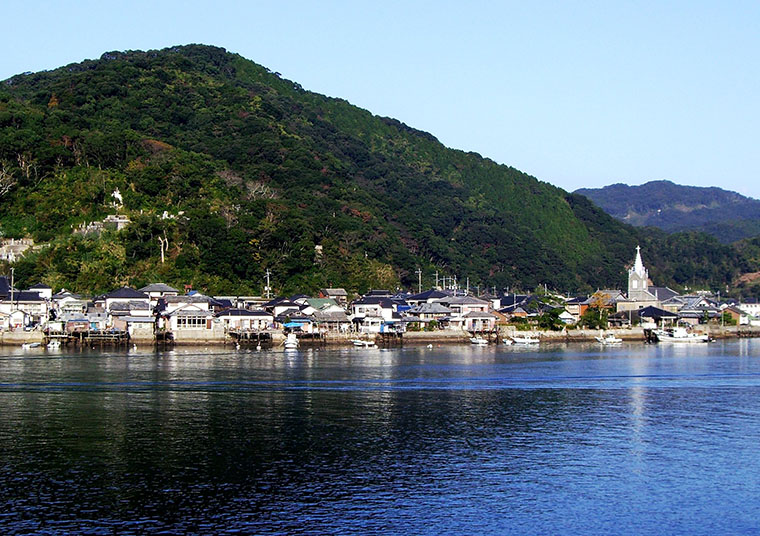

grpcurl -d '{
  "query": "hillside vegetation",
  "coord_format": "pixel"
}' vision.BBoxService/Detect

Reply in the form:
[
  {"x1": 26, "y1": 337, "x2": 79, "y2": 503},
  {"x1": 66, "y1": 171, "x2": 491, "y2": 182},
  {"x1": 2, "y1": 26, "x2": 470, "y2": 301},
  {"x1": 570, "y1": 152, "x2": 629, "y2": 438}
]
[
  {"x1": 0, "y1": 45, "x2": 754, "y2": 295},
  {"x1": 576, "y1": 181, "x2": 760, "y2": 243}
]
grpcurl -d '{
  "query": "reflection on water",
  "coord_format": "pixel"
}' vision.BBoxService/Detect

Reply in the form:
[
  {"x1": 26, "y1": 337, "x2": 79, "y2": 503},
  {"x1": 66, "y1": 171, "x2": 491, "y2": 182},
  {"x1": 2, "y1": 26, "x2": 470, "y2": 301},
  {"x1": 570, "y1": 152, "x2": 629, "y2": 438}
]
[{"x1": 2, "y1": 341, "x2": 760, "y2": 534}]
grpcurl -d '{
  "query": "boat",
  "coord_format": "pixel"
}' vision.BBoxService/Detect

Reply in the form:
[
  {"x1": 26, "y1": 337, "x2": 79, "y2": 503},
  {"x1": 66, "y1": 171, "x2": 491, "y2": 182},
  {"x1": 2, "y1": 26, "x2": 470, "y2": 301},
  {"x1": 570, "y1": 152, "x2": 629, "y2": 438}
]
[
  {"x1": 22, "y1": 342, "x2": 41, "y2": 349},
  {"x1": 501, "y1": 338, "x2": 514, "y2": 346},
  {"x1": 352, "y1": 339, "x2": 377, "y2": 348},
  {"x1": 283, "y1": 332, "x2": 299, "y2": 350},
  {"x1": 470, "y1": 336, "x2": 489, "y2": 346},
  {"x1": 47, "y1": 340, "x2": 62, "y2": 349},
  {"x1": 510, "y1": 333, "x2": 540, "y2": 345},
  {"x1": 654, "y1": 326, "x2": 709, "y2": 344},
  {"x1": 595, "y1": 333, "x2": 622, "y2": 345}
]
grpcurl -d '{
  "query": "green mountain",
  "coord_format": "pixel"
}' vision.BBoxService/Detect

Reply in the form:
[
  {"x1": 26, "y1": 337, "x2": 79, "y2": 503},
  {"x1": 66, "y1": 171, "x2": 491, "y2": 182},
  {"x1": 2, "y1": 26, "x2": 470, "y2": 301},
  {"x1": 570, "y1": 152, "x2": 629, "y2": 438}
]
[
  {"x1": 576, "y1": 181, "x2": 760, "y2": 243},
  {"x1": 0, "y1": 45, "x2": 752, "y2": 295}
]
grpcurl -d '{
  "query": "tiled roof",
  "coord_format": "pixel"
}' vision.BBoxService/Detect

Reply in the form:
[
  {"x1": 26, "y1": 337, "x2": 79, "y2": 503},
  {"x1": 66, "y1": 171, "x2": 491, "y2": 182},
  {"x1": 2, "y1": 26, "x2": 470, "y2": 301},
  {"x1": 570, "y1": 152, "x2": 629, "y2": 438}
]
[
  {"x1": 215, "y1": 308, "x2": 272, "y2": 317},
  {"x1": 164, "y1": 295, "x2": 211, "y2": 304},
  {"x1": 138, "y1": 283, "x2": 179, "y2": 293},
  {"x1": 104, "y1": 287, "x2": 149, "y2": 299}
]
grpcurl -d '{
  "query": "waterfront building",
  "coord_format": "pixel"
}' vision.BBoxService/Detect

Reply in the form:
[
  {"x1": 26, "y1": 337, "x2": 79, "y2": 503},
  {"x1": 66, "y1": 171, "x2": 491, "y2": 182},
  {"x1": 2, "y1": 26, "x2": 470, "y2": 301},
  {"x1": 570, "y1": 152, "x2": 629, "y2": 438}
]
[
  {"x1": 618, "y1": 246, "x2": 681, "y2": 313},
  {"x1": 318, "y1": 288, "x2": 349, "y2": 306}
]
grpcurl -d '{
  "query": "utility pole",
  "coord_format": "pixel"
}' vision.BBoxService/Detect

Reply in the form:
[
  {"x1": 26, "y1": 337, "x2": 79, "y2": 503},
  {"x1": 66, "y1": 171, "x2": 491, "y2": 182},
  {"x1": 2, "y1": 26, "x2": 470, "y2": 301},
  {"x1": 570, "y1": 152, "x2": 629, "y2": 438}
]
[
  {"x1": 415, "y1": 268, "x2": 422, "y2": 293},
  {"x1": 435, "y1": 271, "x2": 439, "y2": 290},
  {"x1": 466, "y1": 277, "x2": 470, "y2": 295},
  {"x1": 265, "y1": 269, "x2": 271, "y2": 299},
  {"x1": 10, "y1": 267, "x2": 14, "y2": 312}
]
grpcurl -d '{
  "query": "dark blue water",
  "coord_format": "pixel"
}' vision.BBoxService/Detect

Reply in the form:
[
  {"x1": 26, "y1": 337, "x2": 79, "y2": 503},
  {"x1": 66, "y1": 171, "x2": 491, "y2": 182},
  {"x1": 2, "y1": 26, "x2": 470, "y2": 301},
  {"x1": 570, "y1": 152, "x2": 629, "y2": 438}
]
[{"x1": 1, "y1": 340, "x2": 760, "y2": 534}]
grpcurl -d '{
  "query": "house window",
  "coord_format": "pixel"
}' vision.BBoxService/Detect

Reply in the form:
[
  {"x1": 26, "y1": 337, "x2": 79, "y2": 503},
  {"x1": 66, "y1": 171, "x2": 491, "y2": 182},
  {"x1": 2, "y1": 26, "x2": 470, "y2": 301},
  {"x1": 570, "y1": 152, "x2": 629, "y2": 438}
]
[
  {"x1": 632, "y1": 280, "x2": 638, "y2": 289},
  {"x1": 176, "y1": 316, "x2": 208, "y2": 329}
]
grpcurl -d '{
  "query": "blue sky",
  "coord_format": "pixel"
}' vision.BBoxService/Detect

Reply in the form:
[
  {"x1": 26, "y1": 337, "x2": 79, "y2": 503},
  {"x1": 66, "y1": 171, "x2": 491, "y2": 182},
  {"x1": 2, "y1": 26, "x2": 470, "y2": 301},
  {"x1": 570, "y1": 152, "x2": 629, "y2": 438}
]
[{"x1": 3, "y1": 1, "x2": 759, "y2": 197}]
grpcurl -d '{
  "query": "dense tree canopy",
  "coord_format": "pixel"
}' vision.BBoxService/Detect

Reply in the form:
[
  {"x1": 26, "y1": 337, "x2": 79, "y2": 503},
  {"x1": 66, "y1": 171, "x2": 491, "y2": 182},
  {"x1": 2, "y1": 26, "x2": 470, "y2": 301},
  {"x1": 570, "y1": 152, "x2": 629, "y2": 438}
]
[{"x1": 0, "y1": 45, "x2": 756, "y2": 296}]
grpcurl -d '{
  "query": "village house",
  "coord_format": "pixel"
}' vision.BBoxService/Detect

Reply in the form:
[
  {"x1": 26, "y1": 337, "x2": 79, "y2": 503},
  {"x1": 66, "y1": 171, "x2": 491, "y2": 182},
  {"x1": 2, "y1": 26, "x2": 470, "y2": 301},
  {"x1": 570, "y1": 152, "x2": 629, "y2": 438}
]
[
  {"x1": 51, "y1": 291, "x2": 87, "y2": 317},
  {"x1": 312, "y1": 308, "x2": 352, "y2": 332},
  {"x1": 162, "y1": 294, "x2": 211, "y2": 315},
  {"x1": 405, "y1": 289, "x2": 453, "y2": 308},
  {"x1": 583, "y1": 290, "x2": 626, "y2": 316},
  {"x1": 215, "y1": 308, "x2": 274, "y2": 331},
  {"x1": 165, "y1": 304, "x2": 222, "y2": 342},
  {"x1": 677, "y1": 295, "x2": 721, "y2": 325},
  {"x1": 351, "y1": 296, "x2": 397, "y2": 321},
  {"x1": 213, "y1": 295, "x2": 268, "y2": 310},
  {"x1": 139, "y1": 283, "x2": 179, "y2": 302},
  {"x1": 109, "y1": 300, "x2": 152, "y2": 323},
  {"x1": 29, "y1": 283, "x2": 52, "y2": 300},
  {"x1": 112, "y1": 315, "x2": 156, "y2": 340},
  {"x1": 318, "y1": 288, "x2": 349, "y2": 306},
  {"x1": 263, "y1": 298, "x2": 301, "y2": 319},
  {"x1": 54, "y1": 309, "x2": 109, "y2": 334},
  {"x1": 303, "y1": 298, "x2": 351, "y2": 332},
  {"x1": 350, "y1": 295, "x2": 403, "y2": 333},
  {"x1": 0, "y1": 278, "x2": 50, "y2": 328},
  {"x1": 739, "y1": 299, "x2": 760, "y2": 318},
  {"x1": 407, "y1": 302, "x2": 452, "y2": 323},
  {"x1": 101, "y1": 287, "x2": 150, "y2": 312},
  {"x1": 444, "y1": 295, "x2": 491, "y2": 316},
  {"x1": 461, "y1": 310, "x2": 498, "y2": 331},
  {"x1": 563, "y1": 296, "x2": 588, "y2": 323},
  {"x1": 722, "y1": 305, "x2": 750, "y2": 325}
]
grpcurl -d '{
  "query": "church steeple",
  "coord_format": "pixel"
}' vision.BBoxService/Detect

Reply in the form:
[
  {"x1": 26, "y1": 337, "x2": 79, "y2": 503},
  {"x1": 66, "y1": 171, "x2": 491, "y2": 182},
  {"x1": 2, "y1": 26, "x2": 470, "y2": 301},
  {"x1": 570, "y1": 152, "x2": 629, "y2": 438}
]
[
  {"x1": 628, "y1": 245, "x2": 649, "y2": 298},
  {"x1": 633, "y1": 245, "x2": 646, "y2": 278}
]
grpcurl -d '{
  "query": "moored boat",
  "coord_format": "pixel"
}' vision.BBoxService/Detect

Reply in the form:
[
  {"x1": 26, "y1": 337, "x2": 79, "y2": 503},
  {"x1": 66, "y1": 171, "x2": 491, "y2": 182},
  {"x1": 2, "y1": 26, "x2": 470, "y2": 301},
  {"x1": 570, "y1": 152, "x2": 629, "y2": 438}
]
[
  {"x1": 470, "y1": 336, "x2": 489, "y2": 346},
  {"x1": 510, "y1": 334, "x2": 540, "y2": 345},
  {"x1": 595, "y1": 333, "x2": 622, "y2": 345},
  {"x1": 654, "y1": 326, "x2": 709, "y2": 344},
  {"x1": 352, "y1": 339, "x2": 377, "y2": 348},
  {"x1": 284, "y1": 332, "x2": 299, "y2": 350}
]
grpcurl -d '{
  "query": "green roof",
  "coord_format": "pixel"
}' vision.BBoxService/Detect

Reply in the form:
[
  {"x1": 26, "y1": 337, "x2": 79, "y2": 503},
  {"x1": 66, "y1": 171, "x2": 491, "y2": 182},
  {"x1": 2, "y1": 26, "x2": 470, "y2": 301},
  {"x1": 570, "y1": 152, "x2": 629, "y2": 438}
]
[{"x1": 306, "y1": 298, "x2": 338, "y2": 309}]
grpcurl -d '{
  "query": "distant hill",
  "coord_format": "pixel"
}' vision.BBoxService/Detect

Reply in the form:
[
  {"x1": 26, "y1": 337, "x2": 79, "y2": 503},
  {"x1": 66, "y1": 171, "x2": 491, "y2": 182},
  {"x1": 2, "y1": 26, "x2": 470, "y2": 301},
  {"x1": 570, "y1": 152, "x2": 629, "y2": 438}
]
[
  {"x1": 0, "y1": 46, "x2": 754, "y2": 295},
  {"x1": 575, "y1": 181, "x2": 760, "y2": 243}
]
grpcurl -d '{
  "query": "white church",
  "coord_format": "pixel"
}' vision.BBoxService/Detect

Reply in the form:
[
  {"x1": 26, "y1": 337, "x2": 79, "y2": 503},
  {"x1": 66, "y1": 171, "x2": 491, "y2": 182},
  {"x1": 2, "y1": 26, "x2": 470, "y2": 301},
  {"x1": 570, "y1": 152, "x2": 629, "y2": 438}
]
[{"x1": 617, "y1": 246, "x2": 680, "y2": 312}]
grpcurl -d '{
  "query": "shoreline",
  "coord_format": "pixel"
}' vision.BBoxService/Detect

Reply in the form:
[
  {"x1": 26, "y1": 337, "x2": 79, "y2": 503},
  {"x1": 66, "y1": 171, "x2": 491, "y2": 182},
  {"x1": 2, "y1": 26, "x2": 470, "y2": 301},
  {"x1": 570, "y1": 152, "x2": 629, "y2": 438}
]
[{"x1": 3, "y1": 326, "x2": 759, "y2": 347}]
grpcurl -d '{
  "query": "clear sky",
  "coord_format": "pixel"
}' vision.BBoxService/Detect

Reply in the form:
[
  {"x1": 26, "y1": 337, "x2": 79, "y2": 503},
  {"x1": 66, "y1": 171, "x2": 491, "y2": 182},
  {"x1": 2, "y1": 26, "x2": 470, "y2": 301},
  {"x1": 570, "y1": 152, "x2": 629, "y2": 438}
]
[{"x1": 3, "y1": 1, "x2": 759, "y2": 197}]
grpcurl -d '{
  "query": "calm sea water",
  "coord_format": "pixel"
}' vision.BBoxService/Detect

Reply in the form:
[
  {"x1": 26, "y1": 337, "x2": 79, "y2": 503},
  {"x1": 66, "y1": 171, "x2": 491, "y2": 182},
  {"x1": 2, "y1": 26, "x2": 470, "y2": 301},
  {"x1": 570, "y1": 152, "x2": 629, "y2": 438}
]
[{"x1": 2, "y1": 340, "x2": 760, "y2": 535}]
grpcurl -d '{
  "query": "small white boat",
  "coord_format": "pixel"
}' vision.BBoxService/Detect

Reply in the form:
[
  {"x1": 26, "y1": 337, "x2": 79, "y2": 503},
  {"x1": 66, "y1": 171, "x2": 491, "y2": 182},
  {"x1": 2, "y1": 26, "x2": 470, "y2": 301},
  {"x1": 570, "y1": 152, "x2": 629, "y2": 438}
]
[
  {"x1": 284, "y1": 333, "x2": 299, "y2": 350},
  {"x1": 47, "y1": 340, "x2": 62, "y2": 349},
  {"x1": 352, "y1": 339, "x2": 377, "y2": 348},
  {"x1": 510, "y1": 334, "x2": 540, "y2": 345},
  {"x1": 654, "y1": 327, "x2": 709, "y2": 344},
  {"x1": 595, "y1": 333, "x2": 622, "y2": 345},
  {"x1": 470, "y1": 336, "x2": 489, "y2": 346},
  {"x1": 501, "y1": 338, "x2": 514, "y2": 346},
  {"x1": 22, "y1": 342, "x2": 41, "y2": 349}
]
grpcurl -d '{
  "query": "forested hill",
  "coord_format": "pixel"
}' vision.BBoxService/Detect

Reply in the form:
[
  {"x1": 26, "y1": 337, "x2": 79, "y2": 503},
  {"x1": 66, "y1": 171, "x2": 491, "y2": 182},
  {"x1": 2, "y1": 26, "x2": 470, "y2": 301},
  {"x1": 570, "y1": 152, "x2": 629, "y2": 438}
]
[
  {"x1": 0, "y1": 45, "x2": 752, "y2": 295},
  {"x1": 576, "y1": 181, "x2": 760, "y2": 243}
]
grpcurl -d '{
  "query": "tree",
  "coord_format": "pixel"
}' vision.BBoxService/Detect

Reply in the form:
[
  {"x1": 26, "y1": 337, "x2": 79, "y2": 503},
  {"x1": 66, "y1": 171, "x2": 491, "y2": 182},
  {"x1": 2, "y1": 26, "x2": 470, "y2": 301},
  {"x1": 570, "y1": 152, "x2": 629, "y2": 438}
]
[
  {"x1": 537, "y1": 308, "x2": 564, "y2": 331},
  {"x1": 580, "y1": 306, "x2": 608, "y2": 329},
  {"x1": 0, "y1": 161, "x2": 16, "y2": 197}
]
